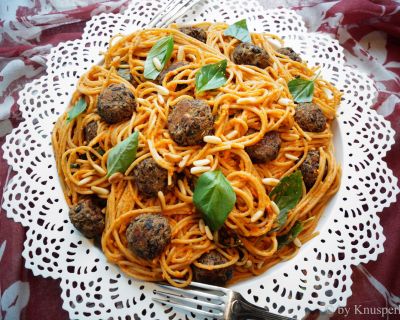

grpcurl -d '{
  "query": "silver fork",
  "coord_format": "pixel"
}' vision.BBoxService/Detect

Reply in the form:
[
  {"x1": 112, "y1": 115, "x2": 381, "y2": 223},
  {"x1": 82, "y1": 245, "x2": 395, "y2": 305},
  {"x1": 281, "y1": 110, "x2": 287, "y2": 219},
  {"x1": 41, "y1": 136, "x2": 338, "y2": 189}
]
[
  {"x1": 153, "y1": 280, "x2": 295, "y2": 320},
  {"x1": 147, "y1": 0, "x2": 204, "y2": 29}
]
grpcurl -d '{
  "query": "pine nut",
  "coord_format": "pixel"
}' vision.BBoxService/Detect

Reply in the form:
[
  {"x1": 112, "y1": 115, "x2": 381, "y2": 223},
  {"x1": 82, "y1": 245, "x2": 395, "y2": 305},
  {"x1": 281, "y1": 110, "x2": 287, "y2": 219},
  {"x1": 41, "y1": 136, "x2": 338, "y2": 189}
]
[
  {"x1": 237, "y1": 97, "x2": 257, "y2": 104},
  {"x1": 91, "y1": 186, "x2": 109, "y2": 195},
  {"x1": 285, "y1": 153, "x2": 299, "y2": 161},
  {"x1": 262, "y1": 178, "x2": 280, "y2": 187},
  {"x1": 178, "y1": 154, "x2": 190, "y2": 168},
  {"x1": 205, "y1": 225, "x2": 213, "y2": 240},
  {"x1": 157, "y1": 93, "x2": 165, "y2": 105},
  {"x1": 293, "y1": 237, "x2": 302, "y2": 248},
  {"x1": 93, "y1": 163, "x2": 106, "y2": 176},
  {"x1": 323, "y1": 87, "x2": 333, "y2": 99},
  {"x1": 193, "y1": 159, "x2": 210, "y2": 167},
  {"x1": 190, "y1": 166, "x2": 211, "y2": 175},
  {"x1": 203, "y1": 135, "x2": 222, "y2": 144},
  {"x1": 278, "y1": 97, "x2": 292, "y2": 106},
  {"x1": 199, "y1": 219, "x2": 206, "y2": 234},
  {"x1": 267, "y1": 37, "x2": 281, "y2": 49},
  {"x1": 225, "y1": 130, "x2": 238, "y2": 139},
  {"x1": 108, "y1": 172, "x2": 124, "y2": 184},
  {"x1": 271, "y1": 201, "x2": 280, "y2": 215},
  {"x1": 155, "y1": 85, "x2": 169, "y2": 96},
  {"x1": 245, "y1": 260, "x2": 253, "y2": 268},
  {"x1": 152, "y1": 57, "x2": 162, "y2": 71},
  {"x1": 251, "y1": 210, "x2": 264, "y2": 223},
  {"x1": 77, "y1": 176, "x2": 92, "y2": 186}
]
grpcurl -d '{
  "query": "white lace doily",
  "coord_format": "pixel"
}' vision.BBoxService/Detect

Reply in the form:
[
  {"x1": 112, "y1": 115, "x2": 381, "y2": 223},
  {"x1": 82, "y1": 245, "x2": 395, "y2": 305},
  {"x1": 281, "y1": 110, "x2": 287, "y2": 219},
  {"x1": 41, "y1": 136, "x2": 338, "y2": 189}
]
[{"x1": 2, "y1": 0, "x2": 399, "y2": 319}]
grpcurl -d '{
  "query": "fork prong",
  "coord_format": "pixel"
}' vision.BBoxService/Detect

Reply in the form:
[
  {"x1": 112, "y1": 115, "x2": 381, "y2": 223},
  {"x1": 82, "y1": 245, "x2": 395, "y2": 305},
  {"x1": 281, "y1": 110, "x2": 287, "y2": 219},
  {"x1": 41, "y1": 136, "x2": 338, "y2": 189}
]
[
  {"x1": 153, "y1": 297, "x2": 224, "y2": 318},
  {"x1": 156, "y1": 0, "x2": 204, "y2": 28},
  {"x1": 158, "y1": 283, "x2": 224, "y2": 301},
  {"x1": 147, "y1": 0, "x2": 184, "y2": 28},
  {"x1": 188, "y1": 281, "x2": 231, "y2": 294},
  {"x1": 154, "y1": 289, "x2": 225, "y2": 311},
  {"x1": 152, "y1": 0, "x2": 194, "y2": 29}
]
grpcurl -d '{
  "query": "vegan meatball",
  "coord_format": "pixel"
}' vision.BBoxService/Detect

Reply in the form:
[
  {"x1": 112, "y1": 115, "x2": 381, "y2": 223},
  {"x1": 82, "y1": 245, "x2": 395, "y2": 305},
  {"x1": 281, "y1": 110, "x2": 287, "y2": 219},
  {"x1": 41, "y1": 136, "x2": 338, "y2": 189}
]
[
  {"x1": 294, "y1": 102, "x2": 327, "y2": 132},
  {"x1": 133, "y1": 158, "x2": 168, "y2": 197},
  {"x1": 156, "y1": 61, "x2": 189, "y2": 86},
  {"x1": 97, "y1": 83, "x2": 136, "y2": 124},
  {"x1": 232, "y1": 43, "x2": 270, "y2": 69},
  {"x1": 168, "y1": 99, "x2": 214, "y2": 146},
  {"x1": 69, "y1": 198, "x2": 105, "y2": 238},
  {"x1": 179, "y1": 27, "x2": 207, "y2": 43},
  {"x1": 84, "y1": 121, "x2": 98, "y2": 143},
  {"x1": 299, "y1": 150, "x2": 320, "y2": 189},
  {"x1": 126, "y1": 213, "x2": 171, "y2": 260},
  {"x1": 276, "y1": 47, "x2": 302, "y2": 62},
  {"x1": 192, "y1": 250, "x2": 233, "y2": 286},
  {"x1": 245, "y1": 130, "x2": 281, "y2": 163}
]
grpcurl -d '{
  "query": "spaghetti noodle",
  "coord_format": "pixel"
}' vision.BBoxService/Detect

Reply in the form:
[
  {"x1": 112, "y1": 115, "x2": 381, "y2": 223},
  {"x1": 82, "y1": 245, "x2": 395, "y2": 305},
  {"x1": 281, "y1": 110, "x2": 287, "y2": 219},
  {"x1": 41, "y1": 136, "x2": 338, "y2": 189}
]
[{"x1": 52, "y1": 24, "x2": 341, "y2": 287}]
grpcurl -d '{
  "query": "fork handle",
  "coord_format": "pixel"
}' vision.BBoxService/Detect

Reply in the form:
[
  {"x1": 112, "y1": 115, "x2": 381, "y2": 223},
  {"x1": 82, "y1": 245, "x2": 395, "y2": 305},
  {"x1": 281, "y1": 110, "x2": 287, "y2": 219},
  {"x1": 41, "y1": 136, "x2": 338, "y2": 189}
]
[{"x1": 233, "y1": 299, "x2": 294, "y2": 320}]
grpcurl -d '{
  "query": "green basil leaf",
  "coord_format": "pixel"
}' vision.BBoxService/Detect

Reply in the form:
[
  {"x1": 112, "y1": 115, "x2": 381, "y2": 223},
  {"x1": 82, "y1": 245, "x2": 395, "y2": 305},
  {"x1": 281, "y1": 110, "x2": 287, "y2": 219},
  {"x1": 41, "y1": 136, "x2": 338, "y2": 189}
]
[
  {"x1": 144, "y1": 35, "x2": 174, "y2": 80},
  {"x1": 117, "y1": 68, "x2": 132, "y2": 81},
  {"x1": 106, "y1": 131, "x2": 139, "y2": 177},
  {"x1": 277, "y1": 221, "x2": 303, "y2": 249},
  {"x1": 193, "y1": 170, "x2": 236, "y2": 231},
  {"x1": 223, "y1": 19, "x2": 251, "y2": 43},
  {"x1": 195, "y1": 59, "x2": 227, "y2": 93},
  {"x1": 270, "y1": 170, "x2": 303, "y2": 229},
  {"x1": 66, "y1": 98, "x2": 87, "y2": 123},
  {"x1": 288, "y1": 77, "x2": 315, "y2": 103}
]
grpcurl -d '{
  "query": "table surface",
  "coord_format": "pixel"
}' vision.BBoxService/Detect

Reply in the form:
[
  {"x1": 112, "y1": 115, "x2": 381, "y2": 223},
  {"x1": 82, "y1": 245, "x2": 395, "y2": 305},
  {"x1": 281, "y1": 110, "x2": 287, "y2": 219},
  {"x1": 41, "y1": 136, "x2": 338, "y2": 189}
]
[{"x1": 0, "y1": 0, "x2": 399, "y2": 319}]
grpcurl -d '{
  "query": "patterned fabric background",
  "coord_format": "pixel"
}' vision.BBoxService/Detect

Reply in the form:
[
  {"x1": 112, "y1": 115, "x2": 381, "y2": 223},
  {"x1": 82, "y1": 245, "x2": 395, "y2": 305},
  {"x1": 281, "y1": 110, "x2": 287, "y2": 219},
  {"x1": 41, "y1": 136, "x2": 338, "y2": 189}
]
[{"x1": 0, "y1": 0, "x2": 399, "y2": 319}]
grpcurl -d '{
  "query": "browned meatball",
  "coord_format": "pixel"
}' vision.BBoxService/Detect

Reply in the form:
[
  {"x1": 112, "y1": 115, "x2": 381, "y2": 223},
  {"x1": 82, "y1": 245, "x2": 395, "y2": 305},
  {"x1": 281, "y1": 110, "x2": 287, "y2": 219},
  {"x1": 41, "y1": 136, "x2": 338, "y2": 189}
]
[
  {"x1": 133, "y1": 158, "x2": 168, "y2": 197},
  {"x1": 69, "y1": 198, "x2": 105, "y2": 238},
  {"x1": 156, "y1": 61, "x2": 189, "y2": 86},
  {"x1": 294, "y1": 103, "x2": 327, "y2": 132},
  {"x1": 192, "y1": 250, "x2": 233, "y2": 286},
  {"x1": 232, "y1": 43, "x2": 270, "y2": 69},
  {"x1": 168, "y1": 99, "x2": 214, "y2": 146},
  {"x1": 97, "y1": 83, "x2": 136, "y2": 124},
  {"x1": 245, "y1": 130, "x2": 281, "y2": 163},
  {"x1": 276, "y1": 47, "x2": 302, "y2": 62},
  {"x1": 126, "y1": 213, "x2": 171, "y2": 260},
  {"x1": 217, "y1": 227, "x2": 241, "y2": 248},
  {"x1": 179, "y1": 27, "x2": 207, "y2": 43},
  {"x1": 299, "y1": 150, "x2": 320, "y2": 189},
  {"x1": 84, "y1": 121, "x2": 98, "y2": 143}
]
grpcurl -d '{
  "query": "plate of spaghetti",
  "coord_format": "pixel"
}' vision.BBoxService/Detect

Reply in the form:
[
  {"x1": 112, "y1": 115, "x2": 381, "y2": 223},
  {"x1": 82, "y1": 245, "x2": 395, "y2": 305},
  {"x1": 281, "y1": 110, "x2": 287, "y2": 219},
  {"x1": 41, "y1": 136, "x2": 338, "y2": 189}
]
[
  {"x1": 52, "y1": 20, "x2": 341, "y2": 288},
  {"x1": 3, "y1": 0, "x2": 398, "y2": 318}
]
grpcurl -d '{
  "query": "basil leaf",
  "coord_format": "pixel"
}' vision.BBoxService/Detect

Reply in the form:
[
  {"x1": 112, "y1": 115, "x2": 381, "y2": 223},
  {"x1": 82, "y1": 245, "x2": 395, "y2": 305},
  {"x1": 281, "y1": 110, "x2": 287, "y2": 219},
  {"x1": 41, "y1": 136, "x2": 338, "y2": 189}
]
[
  {"x1": 117, "y1": 68, "x2": 132, "y2": 81},
  {"x1": 106, "y1": 131, "x2": 139, "y2": 177},
  {"x1": 193, "y1": 170, "x2": 236, "y2": 231},
  {"x1": 288, "y1": 77, "x2": 315, "y2": 103},
  {"x1": 277, "y1": 221, "x2": 303, "y2": 249},
  {"x1": 66, "y1": 98, "x2": 87, "y2": 123},
  {"x1": 195, "y1": 59, "x2": 227, "y2": 92},
  {"x1": 144, "y1": 35, "x2": 174, "y2": 80},
  {"x1": 223, "y1": 19, "x2": 251, "y2": 43},
  {"x1": 270, "y1": 170, "x2": 303, "y2": 229}
]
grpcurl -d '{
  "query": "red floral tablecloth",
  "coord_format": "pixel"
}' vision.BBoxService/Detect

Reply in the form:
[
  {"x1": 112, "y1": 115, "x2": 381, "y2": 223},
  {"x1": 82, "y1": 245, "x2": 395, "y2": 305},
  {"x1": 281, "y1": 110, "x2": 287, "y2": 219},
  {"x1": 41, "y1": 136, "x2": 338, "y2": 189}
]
[{"x1": 0, "y1": 1, "x2": 399, "y2": 319}]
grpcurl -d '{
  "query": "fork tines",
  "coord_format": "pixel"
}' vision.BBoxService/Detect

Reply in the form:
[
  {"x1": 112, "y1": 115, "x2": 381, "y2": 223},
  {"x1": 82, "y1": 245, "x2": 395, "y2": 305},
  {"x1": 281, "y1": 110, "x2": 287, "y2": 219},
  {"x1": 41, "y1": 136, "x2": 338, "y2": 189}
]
[
  {"x1": 153, "y1": 281, "x2": 228, "y2": 318},
  {"x1": 147, "y1": 0, "x2": 204, "y2": 29}
]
